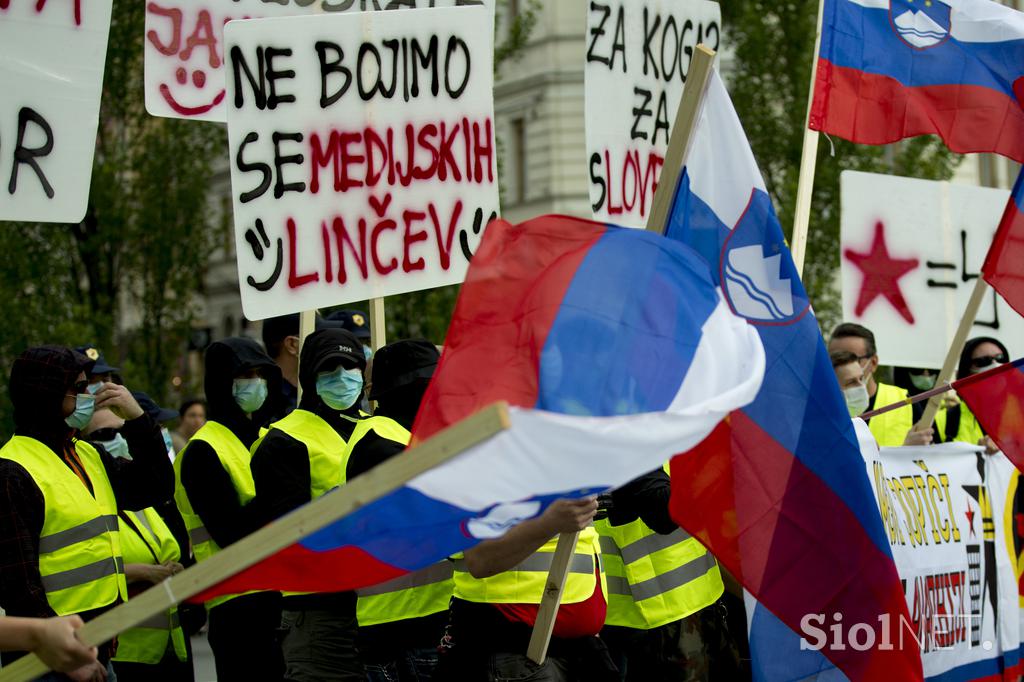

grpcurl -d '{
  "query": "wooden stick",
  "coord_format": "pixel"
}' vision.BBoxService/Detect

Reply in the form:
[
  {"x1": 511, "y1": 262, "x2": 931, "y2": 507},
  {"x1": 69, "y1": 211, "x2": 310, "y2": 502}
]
[
  {"x1": 369, "y1": 297, "x2": 386, "y2": 351},
  {"x1": 914, "y1": 278, "x2": 989, "y2": 432},
  {"x1": 646, "y1": 44, "x2": 716, "y2": 235},
  {"x1": 0, "y1": 402, "x2": 512, "y2": 682},
  {"x1": 860, "y1": 382, "x2": 953, "y2": 420},
  {"x1": 296, "y1": 309, "x2": 317, "y2": 402},
  {"x1": 790, "y1": 0, "x2": 827, "y2": 276},
  {"x1": 526, "y1": 531, "x2": 580, "y2": 665}
]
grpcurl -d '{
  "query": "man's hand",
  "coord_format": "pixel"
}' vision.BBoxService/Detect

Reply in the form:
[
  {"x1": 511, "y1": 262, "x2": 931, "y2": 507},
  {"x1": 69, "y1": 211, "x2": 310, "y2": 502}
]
[
  {"x1": 538, "y1": 497, "x2": 598, "y2": 535},
  {"x1": 32, "y1": 615, "x2": 98, "y2": 673},
  {"x1": 93, "y1": 384, "x2": 143, "y2": 421},
  {"x1": 66, "y1": 660, "x2": 107, "y2": 682},
  {"x1": 980, "y1": 436, "x2": 1000, "y2": 455},
  {"x1": 904, "y1": 427, "x2": 934, "y2": 446}
]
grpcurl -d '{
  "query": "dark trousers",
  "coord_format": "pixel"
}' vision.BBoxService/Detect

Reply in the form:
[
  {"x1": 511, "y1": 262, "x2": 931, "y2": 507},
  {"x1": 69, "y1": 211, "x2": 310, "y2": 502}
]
[
  {"x1": 364, "y1": 646, "x2": 439, "y2": 682},
  {"x1": 280, "y1": 608, "x2": 364, "y2": 681},
  {"x1": 207, "y1": 592, "x2": 284, "y2": 682}
]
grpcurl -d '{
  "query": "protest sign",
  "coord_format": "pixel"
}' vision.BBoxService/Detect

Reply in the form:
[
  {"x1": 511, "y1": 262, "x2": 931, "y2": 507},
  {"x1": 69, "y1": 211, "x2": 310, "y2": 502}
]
[
  {"x1": 224, "y1": 7, "x2": 498, "y2": 320},
  {"x1": 145, "y1": 0, "x2": 493, "y2": 122},
  {"x1": 585, "y1": 0, "x2": 720, "y2": 229},
  {"x1": 0, "y1": 0, "x2": 112, "y2": 223},
  {"x1": 840, "y1": 171, "x2": 1024, "y2": 370},
  {"x1": 861, "y1": 434, "x2": 1023, "y2": 678}
]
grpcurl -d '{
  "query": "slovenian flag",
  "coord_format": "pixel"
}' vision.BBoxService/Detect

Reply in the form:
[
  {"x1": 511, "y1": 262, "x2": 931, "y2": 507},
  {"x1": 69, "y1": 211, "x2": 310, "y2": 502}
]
[
  {"x1": 665, "y1": 70, "x2": 923, "y2": 681},
  {"x1": 198, "y1": 214, "x2": 765, "y2": 600},
  {"x1": 811, "y1": 0, "x2": 1024, "y2": 162}
]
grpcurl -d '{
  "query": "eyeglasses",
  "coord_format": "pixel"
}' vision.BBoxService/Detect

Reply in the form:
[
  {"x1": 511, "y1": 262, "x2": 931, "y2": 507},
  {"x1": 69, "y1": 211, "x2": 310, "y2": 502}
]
[{"x1": 971, "y1": 354, "x2": 1008, "y2": 370}]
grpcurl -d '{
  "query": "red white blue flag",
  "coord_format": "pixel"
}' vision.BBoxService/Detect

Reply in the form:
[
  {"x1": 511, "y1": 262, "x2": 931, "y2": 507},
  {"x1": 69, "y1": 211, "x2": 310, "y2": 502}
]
[
  {"x1": 983, "y1": 168, "x2": 1024, "y2": 319},
  {"x1": 811, "y1": 0, "x2": 1024, "y2": 162},
  {"x1": 665, "y1": 70, "x2": 923, "y2": 681},
  {"x1": 198, "y1": 214, "x2": 765, "y2": 600}
]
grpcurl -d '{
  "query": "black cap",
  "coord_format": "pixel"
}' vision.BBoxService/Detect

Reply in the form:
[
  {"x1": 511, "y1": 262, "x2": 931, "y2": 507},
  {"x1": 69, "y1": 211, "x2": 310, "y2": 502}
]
[
  {"x1": 262, "y1": 313, "x2": 347, "y2": 353},
  {"x1": 369, "y1": 339, "x2": 439, "y2": 400},
  {"x1": 74, "y1": 345, "x2": 119, "y2": 375},
  {"x1": 326, "y1": 309, "x2": 371, "y2": 340},
  {"x1": 132, "y1": 391, "x2": 178, "y2": 423}
]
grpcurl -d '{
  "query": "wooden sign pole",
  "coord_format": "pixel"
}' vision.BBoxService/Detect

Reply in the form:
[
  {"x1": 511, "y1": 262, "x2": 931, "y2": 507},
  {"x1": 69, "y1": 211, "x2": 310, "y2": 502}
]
[
  {"x1": 0, "y1": 403, "x2": 511, "y2": 682},
  {"x1": 369, "y1": 297, "x2": 387, "y2": 351},
  {"x1": 789, "y1": 0, "x2": 827, "y2": 277},
  {"x1": 525, "y1": 44, "x2": 718, "y2": 668},
  {"x1": 914, "y1": 277, "x2": 989, "y2": 432}
]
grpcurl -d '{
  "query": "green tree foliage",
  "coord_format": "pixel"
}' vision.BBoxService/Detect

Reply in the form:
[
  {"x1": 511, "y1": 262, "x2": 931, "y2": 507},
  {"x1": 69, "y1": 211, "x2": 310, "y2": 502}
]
[
  {"x1": 0, "y1": 0, "x2": 222, "y2": 433},
  {"x1": 720, "y1": 1, "x2": 960, "y2": 332}
]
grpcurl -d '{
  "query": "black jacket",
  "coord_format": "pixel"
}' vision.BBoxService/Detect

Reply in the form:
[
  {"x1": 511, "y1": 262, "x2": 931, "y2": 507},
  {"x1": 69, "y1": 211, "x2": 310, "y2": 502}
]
[{"x1": 179, "y1": 338, "x2": 281, "y2": 548}]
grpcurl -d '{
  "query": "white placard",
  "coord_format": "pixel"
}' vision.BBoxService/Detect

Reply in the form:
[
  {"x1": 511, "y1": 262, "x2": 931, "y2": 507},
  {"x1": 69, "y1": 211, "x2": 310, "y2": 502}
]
[
  {"x1": 145, "y1": 0, "x2": 493, "y2": 122},
  {"x1": 585, "y1": 0, "x2": 721, "y2": 229},
  {"x1": 840, "y1": 171, "x2": 1024, "y2": 369},
  {"x1": 0, "y1": 0, "x2": 112, "y2": 223},
  {"x1": 225, "y1": 7, "x2": 498, "y2": 320}
]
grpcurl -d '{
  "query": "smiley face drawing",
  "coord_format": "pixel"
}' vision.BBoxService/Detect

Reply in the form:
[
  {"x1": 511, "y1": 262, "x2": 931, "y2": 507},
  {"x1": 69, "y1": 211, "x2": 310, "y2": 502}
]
[{"x1": 145, "y1": 3, "x2": 232, "y2": 120}]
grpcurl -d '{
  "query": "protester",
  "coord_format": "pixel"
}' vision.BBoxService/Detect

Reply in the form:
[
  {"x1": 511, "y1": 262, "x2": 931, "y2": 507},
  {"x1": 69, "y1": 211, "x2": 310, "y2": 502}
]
[
  {"x1": 353, "y1": 340, "x2": 454, "y2": 681},
  {"x1": 597, "y1": 468, "x2": 739, "y2": 681},
  {"x1": 436, "y1": 497, "x2": 618, "y2": 681},
  {"x1": 74, "y1": 345, "x2": 119, "y2": 394},
  {"x1": 261, "y1": 312, "x2": 346, "y2": 419},
  {"x1": 935, "y1": 336, "x2": 1009, "y2": 452},
  {"x1": 828, "y1": 323, "x2": 932, "y2": 446},
  {"x1": 173, "y1": 337, "x2": 284, "y2": 682},
  {"x1": 171, "y1": 398, "x2": 206, "y2": 452},
  {"x1": 831, "y1": 350, "x2": 871, "y2": 418},
  {"x1": 0, "y1": 615, "x2": 98, "y2": 674},
  {"x1": 325, "y1": 309, "x2": 373, "y2": 361},
  {"x1": 0, "y1": 345, "x2": 173, "y2": 678},
  {"x1": 250, "y1": 328, "x2": 386, "y2": 681}
]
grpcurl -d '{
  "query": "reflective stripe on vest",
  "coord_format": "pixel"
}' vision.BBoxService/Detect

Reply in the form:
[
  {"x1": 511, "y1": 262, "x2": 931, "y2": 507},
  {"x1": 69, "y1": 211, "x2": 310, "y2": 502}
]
[
  {"x1": 0, "y1": 436, "x2": 128, "y2": 616},
  {"x1": 174, "y1": 421, "x2": 258, "y2": 610},
  {"x1": 868, "y1": 383, "x2": 912, "y2": 447},
  {"x1": 113, "y1": 508, "x2": 188, "y2": 664},
  {"x1": 597, "y1": 518, "x2": 722, "y2": 630},
  {"x1": 453, "y1": 527, "x2": 604, "y2": 605},
  {"x1": 353, "y1": 416, "x2": 453, "y2": 626},
  {"x1": 258, "y1": 409, "x2": 350, "y2": 499}
]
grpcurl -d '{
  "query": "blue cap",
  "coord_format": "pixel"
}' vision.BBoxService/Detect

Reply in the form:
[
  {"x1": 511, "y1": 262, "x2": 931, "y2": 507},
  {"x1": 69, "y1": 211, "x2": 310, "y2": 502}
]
[
  {"x1": 74, "y1": 345, "x2": 119, "y2": 375},
  {"x1": 325, "y1": 310, "x2": 371, "y2": 340}
]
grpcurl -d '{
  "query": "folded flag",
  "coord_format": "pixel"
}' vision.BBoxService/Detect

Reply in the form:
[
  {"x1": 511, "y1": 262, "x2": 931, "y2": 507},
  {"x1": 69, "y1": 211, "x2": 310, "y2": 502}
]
[
  {"x1": 955, "y1": 358, "x2": 1024, "y2": 471},
  {"x1": 198, "y1": 214, "x2": 764, "y2": 600},
  {"x1": 983, "y1": 168, "x2": 1024, "y2": 319},
  {"x1": 810, "y1": 0, "x2": 1024, "y2": 162},
  {"x1": 665, "y1": 70, "x2": 923, "y2": 681}
]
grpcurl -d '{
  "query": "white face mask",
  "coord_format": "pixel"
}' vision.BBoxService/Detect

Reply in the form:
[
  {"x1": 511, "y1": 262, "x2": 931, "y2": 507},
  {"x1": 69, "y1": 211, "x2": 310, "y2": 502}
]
[{"x1": 843, "y1": 384, "x2": 870, "y2": 417}]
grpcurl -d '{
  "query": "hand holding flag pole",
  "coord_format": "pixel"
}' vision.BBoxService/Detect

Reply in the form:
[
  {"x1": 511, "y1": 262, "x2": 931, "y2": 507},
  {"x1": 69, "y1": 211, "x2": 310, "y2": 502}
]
[
  {"x1": 0, "y1": 403, "x2": 512, "y2": 682},
  {"x1": 524, "y1": 43, "x2": 718, "y2": 666}
]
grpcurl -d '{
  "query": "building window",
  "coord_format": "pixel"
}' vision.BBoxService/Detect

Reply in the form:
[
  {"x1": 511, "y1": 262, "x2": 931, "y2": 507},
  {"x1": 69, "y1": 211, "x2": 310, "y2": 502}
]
[{"x1": 511, "y1": 117, "x2": 527, "y2": 204}]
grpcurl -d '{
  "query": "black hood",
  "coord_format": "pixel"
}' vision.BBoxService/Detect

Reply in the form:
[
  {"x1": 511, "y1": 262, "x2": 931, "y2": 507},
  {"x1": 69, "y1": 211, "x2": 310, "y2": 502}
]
[
  {"x1": 204, "y1": 337, "x2": 281, "y2": 444},
  {"x1": 298, "y1": 328, "x2": 365, "y2": 412},
  {"x1": 957, "y1": 336, "x2": 1010, "y2": 380},
  {"x1": 10, "y1": 345, "x2": 94, "y2": 447}
]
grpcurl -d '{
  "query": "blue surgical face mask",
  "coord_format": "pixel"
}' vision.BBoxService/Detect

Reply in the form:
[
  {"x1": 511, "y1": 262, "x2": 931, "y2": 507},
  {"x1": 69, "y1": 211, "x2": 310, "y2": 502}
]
[
  {"x1": 161, "y1": 427, "x2": 174, "y2": 454},
  {"x1": 316, "y1": 367, "x2": 363, "y2": 411},
  {"x1": 363, "y1": 345, "x2": 373, "y2": 361},
  {"x1": 233, "y1": 378, "x2": 268, "y2": 414},
  {"x1": 65, "y1": 393, "x2": 95, "y2": 430},
  {"x1": 96, "y1": 433, "x2": 132, "y2": 460},
  {"x1": 86, "y1": 381, "x2": 103, "y2": 395}
]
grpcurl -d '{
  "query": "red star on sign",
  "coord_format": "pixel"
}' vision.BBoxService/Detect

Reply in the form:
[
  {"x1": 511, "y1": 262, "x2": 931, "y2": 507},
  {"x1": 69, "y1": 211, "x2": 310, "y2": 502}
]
[
  {"x1": 843, "y1": 221, "x2": 920, "y2": 324},
  {"x1": 966, "y1": 501, "x2": 976, "y2": 538}
]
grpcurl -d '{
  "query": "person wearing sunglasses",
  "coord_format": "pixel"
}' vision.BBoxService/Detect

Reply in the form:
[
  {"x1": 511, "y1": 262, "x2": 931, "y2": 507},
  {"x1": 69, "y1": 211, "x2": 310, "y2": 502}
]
[
  {"x1": 934, "y1": 337, "x2": 1009, "y2": 451},
  {"x1": 0, "y1": 346, "x2": 173, "y2": 680}
]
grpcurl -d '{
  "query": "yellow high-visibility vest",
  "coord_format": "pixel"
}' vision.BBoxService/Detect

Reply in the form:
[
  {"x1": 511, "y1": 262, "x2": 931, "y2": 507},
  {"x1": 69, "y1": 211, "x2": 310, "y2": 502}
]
[
  {"x1": 0, "y1": 436, "x2": 128, "y2": 615},
  {"x1": 113, "y1": 508, "x2": 188, "y2": 665},
  {"x1": 935, "y1": 403, "x2": 986, "y2": 446},
  {"x1": 354, "y1": 416, "x2": 454, "y2": 626},
  {"x1": 596, "y1": 517, "x2": 722, "y2": 630},
  {"x1": 869, "y1": 383, "x2": 913, "y2": 447},
  {"x1": 174, "y1": 421, "x2": 258, "y2": 610},
  {"x1": 453, "y1": 528, "x2": 604, "y2": 605}
]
